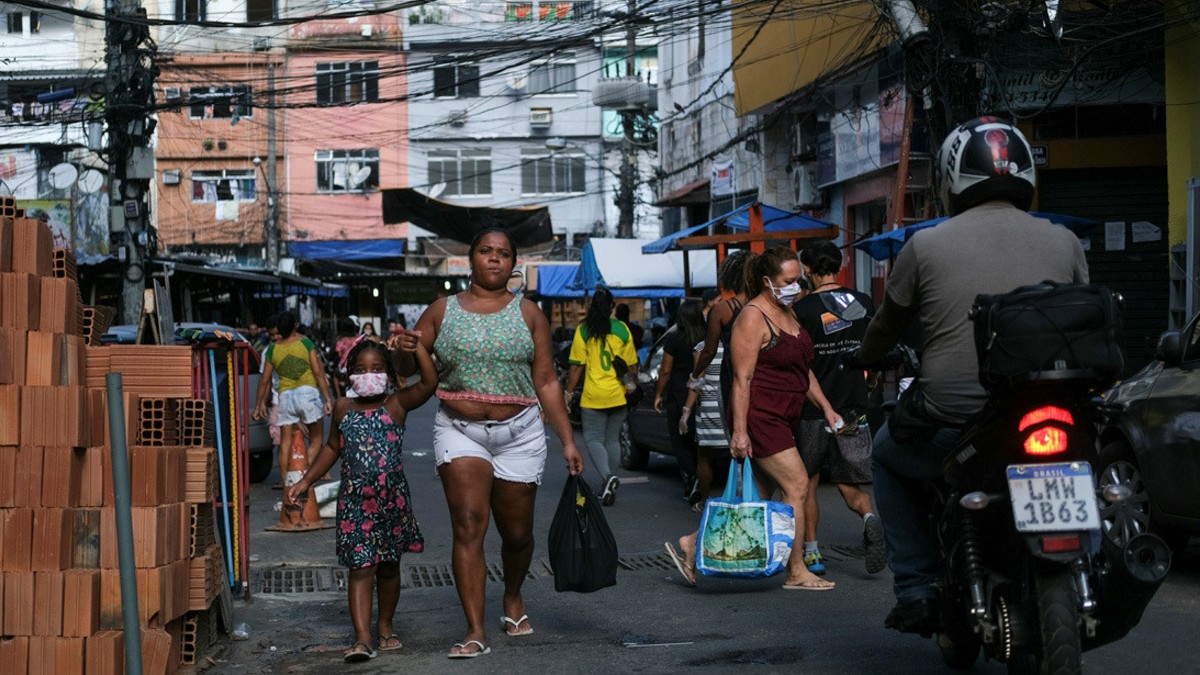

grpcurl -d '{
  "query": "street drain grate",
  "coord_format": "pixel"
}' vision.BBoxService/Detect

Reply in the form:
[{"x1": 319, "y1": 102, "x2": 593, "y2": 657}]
[
  {"x1": 258, "y1": 567, "x2": 325, "y2": 594},
  {"x1": 485, "y1": 561, "x2": 538, "y2": 583},
  {"x1": 332, "y1": 568, "x2": 349, "y2": 590},
  {"x1": 407, "y1": 564, "x2": 456, "y2": 588},
  {"x1": 619, "y1": 551, "x2": 675, "y2": 572}
]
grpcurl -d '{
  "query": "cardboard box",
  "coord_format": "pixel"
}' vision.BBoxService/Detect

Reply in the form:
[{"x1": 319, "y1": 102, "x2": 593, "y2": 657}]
[
  {"x1": 0, "y1": 636, "x2": 29, "y2": 675},
  {"x1": 0, "y1": 327, "x2": 26, "y2": 384},
  {"x1": 0, "y1": 508, "x2": 33, "y2": 570},
  {"x1": 0, "y1": 385, "x2": 17, "y2": 445},
  {"x1": 0, "y1": 272, "x2": 40, "y2": 330},
  {"x1": 62, "y1": 569, "x2": 101, "y2": 637},
  {"x1": 3, "y1": 571, "x2": 34, "y2": 635},
  {"x1": 33, "y1": 571, "x2": 64, "y2": 636},
  {"x1": 86, "y1": 630, "x2": 124, "y2": 675},
  {"x1": 42, "y1": 446, "x2": 83, "y2": 508},
  {"x1": 31, "y1": 508, "x2": 73, "y2": 572}
]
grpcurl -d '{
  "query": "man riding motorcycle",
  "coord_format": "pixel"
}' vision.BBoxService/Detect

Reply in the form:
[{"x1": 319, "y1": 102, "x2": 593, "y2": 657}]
[{"x1": 853, "y1": 116, "x2": 1089, "y2": 633}]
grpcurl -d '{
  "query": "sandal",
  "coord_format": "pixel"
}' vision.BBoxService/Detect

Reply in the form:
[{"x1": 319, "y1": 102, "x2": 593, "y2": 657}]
[
  {"x1": 664, "y1": 541, "x2": 695, "y2": 587},
  {"x1": 447, "y1": 640, "x2": 491, "y2": 659},
  {"x1": 501, "y1": 614, "x2": 534, "y2": 636},
  {"x1": 344, "y1": 642, "x2": 378, "y2": 663},
  {"x1": 377, "y1": 634, "x2": 402, "y2": 651},
  {"x1": 781, "y1": 578, "x2": 837, "y2": 591}
]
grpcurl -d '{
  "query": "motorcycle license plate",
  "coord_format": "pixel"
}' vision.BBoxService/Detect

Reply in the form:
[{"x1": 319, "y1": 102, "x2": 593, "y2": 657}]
[{"x1": 1007, "y1": 462, "x2": 1101, "y2": 533}]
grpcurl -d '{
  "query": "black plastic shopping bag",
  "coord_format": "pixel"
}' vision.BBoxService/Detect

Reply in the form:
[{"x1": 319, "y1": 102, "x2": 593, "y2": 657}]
[{"x1": 547, "y1": 474, "x2": 618, "y2": 593}]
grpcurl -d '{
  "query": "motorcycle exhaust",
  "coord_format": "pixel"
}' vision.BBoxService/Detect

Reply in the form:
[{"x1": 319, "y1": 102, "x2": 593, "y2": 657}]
[{"x1": 1086, "y1": 532, "x2": 1171, "y2": 649}]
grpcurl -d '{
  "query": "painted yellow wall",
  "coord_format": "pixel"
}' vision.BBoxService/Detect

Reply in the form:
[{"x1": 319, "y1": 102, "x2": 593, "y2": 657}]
[
  {"x1": 1165, "y1": 13, "x2": 1200, "y2": 247},
  {"x1": 731, "y1": 1, "x2": 882, "y2": 116}
]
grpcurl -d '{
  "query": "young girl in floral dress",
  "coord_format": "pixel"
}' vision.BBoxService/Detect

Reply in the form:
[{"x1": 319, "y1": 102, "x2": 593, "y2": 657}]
[{"x1": 288, "y1": 335, "x2": 437, "y2": 662}]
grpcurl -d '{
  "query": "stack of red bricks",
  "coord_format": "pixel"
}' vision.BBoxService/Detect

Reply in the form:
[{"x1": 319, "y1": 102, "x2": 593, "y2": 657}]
[{"x1": 0, "y1": 200, "x2": 227, "y2": 674}]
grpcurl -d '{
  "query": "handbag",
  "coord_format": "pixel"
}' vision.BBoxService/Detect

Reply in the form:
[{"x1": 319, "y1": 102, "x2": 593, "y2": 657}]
[
  {"x1": 695, "y1": 458, "x2": 795, "y2": 578},
  {"x1": 547, "y1": 474, "x2": 618, "y2": 593}
]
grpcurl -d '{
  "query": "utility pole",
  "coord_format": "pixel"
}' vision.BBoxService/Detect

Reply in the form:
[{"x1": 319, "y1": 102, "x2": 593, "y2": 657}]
[
  {"x1": 616, "y1": 0, "x2": 637, "y2": 239},
  {"x1": 105, "y1": 0, "x2": 157, "y2": 324},
  {"x1": 265, "y1": 62, "x2": 280, "y2": 269}
]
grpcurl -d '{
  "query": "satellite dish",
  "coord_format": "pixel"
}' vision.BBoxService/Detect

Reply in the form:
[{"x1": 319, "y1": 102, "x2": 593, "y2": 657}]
[
  {"x1": 48, "y1": 163, "x2": 79, "y2": 190},
  {"x1": 349, "y1": 166, "x2": 372, "y2": 188},
  {"x1": 427, "y1": 182, "x2": 446, "y2": 199},
  {"x1": 77, "y1": 169, "x2": 104, "y2": 194},
  {"x1": 507, "y1": 74, "x2": 528, "y2": 91}
]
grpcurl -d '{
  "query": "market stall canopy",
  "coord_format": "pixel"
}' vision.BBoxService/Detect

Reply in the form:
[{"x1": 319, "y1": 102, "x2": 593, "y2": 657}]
[
  {"x1": 533, "y1": 264, "x2": 686, "y2": 298},
  {"x1": 641, "y1": 202, "x2": 836, "y2": 254},
  {"x1": 382, "y1": 188, "x2": 553, "y2": 247},
  {"x1": 572, "y1": 238, "x2": 717, "y2": 296},
  {"x1": 852, "y1": 212, "x2": 1100, "y2": 261},
  {"x1": 288, "y1": 239, "x2": 404, "y2": 260}
]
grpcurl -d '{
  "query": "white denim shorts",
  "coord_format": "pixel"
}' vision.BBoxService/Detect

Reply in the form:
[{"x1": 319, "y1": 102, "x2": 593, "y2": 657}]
[
  {"x1": 432, "y1": 404, "x2": 547, "y2": 484},
  {"x1": 277, "y1": 385, "x2": 324, "y2": 425}
]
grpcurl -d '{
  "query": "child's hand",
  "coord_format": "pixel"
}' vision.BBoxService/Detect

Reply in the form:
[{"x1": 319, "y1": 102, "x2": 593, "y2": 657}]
[
  {"x1": 285, "y1": 480, "x2": 309, "y2": 506},
  {"x1": 388, "y1": 329, "x2": 422, "y2": 353}
]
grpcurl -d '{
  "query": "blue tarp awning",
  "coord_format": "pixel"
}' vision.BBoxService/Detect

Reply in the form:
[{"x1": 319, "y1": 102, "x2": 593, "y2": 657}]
[
  {"x1": 642, "y1": 202, "x2": 836, "y2": 254},
  {"x1": 534, "y1": 264, "x2": 686, "y2": 299},
  {"x1": 288, "y1": 239, "x2": 405, "y2": 260},
  {"x1": 851, "y1": 212, "x2": 1100, "y2": 261}
]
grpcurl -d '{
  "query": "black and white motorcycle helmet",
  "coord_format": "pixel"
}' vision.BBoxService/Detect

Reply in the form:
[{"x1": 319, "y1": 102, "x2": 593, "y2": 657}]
[{"x1": 937, "y1": 116, "x2": 1036, "y2": 216}]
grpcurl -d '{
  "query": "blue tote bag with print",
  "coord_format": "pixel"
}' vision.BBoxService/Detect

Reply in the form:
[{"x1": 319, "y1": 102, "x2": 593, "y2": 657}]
[{"x1": 695, "y1": 458, "x2": 795, "y2": 578}]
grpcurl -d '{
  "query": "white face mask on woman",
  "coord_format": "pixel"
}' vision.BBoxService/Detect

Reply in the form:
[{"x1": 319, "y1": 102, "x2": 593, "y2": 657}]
[
  {"x1": 766, "y1": 279, "x2": 804, "y2": 307},
  {"x1": 349, "y1": 372, "x2": 389, "y2": 397}
]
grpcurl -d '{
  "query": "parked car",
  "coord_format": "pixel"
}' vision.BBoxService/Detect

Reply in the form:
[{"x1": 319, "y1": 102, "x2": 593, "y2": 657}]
[
  {"x1": 620, "y1": 334, "x2": 674, "y2": 470},
  {"x1": 1095, "y1": 310, "x2": 1200, "y2": 551},
  {"x1": 100, "y1": 323, "x2": 275, "y2": 482}
]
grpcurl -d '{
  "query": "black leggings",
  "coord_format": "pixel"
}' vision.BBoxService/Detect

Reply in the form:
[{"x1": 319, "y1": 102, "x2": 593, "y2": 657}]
[{"x1": 666, "y1": 396, "x2": 698, "y2": 478}]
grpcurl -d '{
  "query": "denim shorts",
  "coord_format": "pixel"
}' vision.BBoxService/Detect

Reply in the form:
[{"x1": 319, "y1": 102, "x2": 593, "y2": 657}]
[
  {"x1": 277, "y1": 385, "x2": 324, "y2": 425},
  {"x1": 432, "y1": 405, "x2": 547, "y2": 484}
]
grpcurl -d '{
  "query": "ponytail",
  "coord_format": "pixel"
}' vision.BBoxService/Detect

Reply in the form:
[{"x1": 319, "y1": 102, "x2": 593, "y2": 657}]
[{"x1": 743, "y1": 246, "x2": 799, "y2": 298}]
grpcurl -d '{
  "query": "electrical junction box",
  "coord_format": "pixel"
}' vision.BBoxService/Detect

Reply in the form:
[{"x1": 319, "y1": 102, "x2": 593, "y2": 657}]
[
  {"x1": 126, "y1": 147, "x2": 154, "y2": 180},
  {"x1": 110, "y1": 205, "x2": 126, "y2": 233}
]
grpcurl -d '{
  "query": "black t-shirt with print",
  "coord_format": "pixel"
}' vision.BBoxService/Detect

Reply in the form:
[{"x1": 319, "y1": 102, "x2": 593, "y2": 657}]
[{"x1": 793, "y1": 287, "x2": 874, "y2": 420}]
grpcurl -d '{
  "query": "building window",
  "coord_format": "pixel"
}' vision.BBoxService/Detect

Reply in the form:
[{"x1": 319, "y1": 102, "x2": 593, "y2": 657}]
[
  {"x1": 175, "y1": 0, "x2": 206, "y2": 22},
  {"x1": 432, "y1": 63, "x2": 480, "y2": 98},
  {"x1": 191, "y1": 170, "x2": 256, "y2": 203},
  {"x1": 529, "y1": 55, "x2": 576, "y2": 95},
  {"x1": 520, "y1": 148, "x2": 585, "y2": 195},
  {"x1": 6, "y1": 13, "x2": 22, "y2": 33},
  {"x1": 316, "y1": 149, "x2": 380, "y2": 193},
  {"x1": 28, "y1": 11, "x2": 39, "y2": 33},
  {"x1": 315, "y1": 62, "x2": 380, "y2": 104},
  {"x1": 189, "y1": 85, "x2": 252, "y2": 119},
  {"x1": 505, "y1": 1, "x2": 593, "y2": 21},
  {"x1": 246, "y1": 0, "x2": 274, "y2": 22},
  {"x1": 427, "y1": 149, "x2": 492, "y2": 197}
]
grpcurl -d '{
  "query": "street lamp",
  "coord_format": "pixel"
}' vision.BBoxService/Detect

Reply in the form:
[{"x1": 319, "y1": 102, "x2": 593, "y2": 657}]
[{"x1": 252, "y1": 156, "x2": 280, "y2": 269}]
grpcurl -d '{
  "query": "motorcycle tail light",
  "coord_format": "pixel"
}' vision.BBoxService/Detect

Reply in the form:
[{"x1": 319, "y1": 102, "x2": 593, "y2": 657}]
[
  {"x1": 1041, "y1": 535, "x2": 1082, "y2": 553},
  {"x1": 1024, "y1": 427, "x2": 1069, "y2": 455},
  {"x1": 1018, "y1": 406, "x2": 1074, "y2": 432}
]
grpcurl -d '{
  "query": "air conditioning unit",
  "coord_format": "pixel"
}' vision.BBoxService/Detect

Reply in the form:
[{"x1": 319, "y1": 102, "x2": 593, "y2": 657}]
[
  {"x1": 252, "y1": 37, "x2": 271, "y2": 51},
  {"x1": 163, "y1": 87, "x2": 182, "y2": 102},
  {"x1": 905, "y1": 157, "x2": 933, "y2": 191},
  {"x1": 162, "y1": 169, "x2": 181, "y2": 185},
  {"x1": 792, "y1": 122, "x2": 815, "y2": 160},
  {"x1": 529, "y1": 108, "x2": 553, "y2": 127},
  {"x1": 447, "y1": 110, "x2": 468, "y2": 127},
  {"x1": 792, "y1": 162, "x2": 821, "y2": 208}
]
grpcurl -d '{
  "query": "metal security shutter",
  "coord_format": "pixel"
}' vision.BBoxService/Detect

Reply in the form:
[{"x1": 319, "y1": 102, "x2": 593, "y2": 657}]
[{"x1": 1038, "y1": 167, "x2": 1169, "y2": 374}]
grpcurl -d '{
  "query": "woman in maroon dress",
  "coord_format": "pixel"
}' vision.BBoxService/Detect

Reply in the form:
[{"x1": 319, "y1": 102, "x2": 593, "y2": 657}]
[{"x1": 666, "y1": 246, "x2": 842, "y2": 590}]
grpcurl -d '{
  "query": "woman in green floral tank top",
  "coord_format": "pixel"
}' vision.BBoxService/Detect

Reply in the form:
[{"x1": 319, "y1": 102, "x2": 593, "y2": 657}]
[{"x1": 394, "y1": 228, "x2": 584, "y2": 659}]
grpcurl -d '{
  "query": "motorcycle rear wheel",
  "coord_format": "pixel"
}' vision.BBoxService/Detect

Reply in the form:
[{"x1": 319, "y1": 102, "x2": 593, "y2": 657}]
[
  {"x1": 1007, "y1": 566, "x2": 1082, "y2": 675},
  {"x1": 937, "y1": 626, "x2": 981, "y2": 670}
]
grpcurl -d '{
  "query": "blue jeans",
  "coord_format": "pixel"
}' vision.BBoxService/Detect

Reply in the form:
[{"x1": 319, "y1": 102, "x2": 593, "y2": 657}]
[{"x1": 872, "y1": 422, "x2": 963, "y2": 603}]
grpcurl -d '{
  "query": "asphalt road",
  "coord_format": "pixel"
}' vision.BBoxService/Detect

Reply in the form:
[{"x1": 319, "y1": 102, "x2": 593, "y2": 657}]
[{"x1": 204, "y1": 398, "x2": 1200, "y2": 674}]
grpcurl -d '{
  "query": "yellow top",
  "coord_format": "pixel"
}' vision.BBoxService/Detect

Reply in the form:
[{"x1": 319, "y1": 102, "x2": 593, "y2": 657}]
[
  {"x1": 569, "y1": 319, "x2": 638, "y2": 409},
  {"x1": 265, "y1": 337, "x2": 317, "y2": 393}
]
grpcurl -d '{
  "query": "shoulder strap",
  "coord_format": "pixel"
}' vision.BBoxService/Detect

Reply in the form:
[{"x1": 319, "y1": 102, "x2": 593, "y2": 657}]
[{"x1": 745, "y1": 305, "x2": 778, "y2": 340}]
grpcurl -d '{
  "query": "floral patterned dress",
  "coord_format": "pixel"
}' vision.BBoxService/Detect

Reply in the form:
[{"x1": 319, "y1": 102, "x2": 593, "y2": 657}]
[{"x1": 336, "y1": 405, "x2": 424, "y2": 569}]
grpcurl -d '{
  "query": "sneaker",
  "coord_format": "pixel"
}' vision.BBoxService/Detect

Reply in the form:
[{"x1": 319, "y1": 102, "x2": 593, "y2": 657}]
[
  {"x1": 803, "y1": 550, "x2": 826, "y2": 575},
  {"x1": 601, "y1": 475, "x2": 620, "y2": 507},
  {"x1": 884, "y1": 599, "x2": 938, "y2": 635},
  {"x1": 863, "y1": 514, "x2": 886, "y2": 574}
]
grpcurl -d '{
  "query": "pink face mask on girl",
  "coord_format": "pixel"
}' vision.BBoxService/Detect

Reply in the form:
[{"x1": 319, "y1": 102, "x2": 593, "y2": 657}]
[{"x1": 349, "y1": 372, "x2": 389, "y2": 397}]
